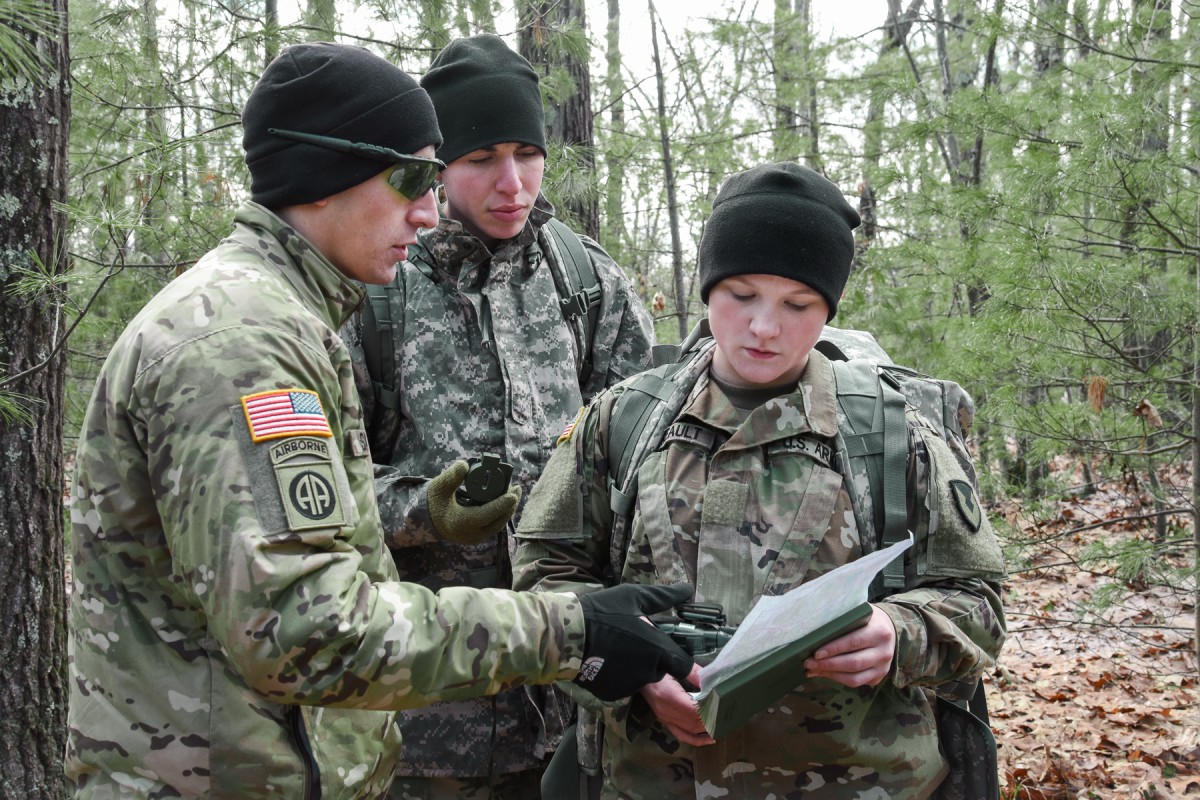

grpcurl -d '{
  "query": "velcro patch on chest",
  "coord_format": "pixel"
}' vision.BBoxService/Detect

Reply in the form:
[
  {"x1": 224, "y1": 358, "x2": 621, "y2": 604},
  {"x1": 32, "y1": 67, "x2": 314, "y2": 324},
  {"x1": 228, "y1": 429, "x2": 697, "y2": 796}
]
[
  {"x1": 241, "y1": 389, "x2": 332, "y2": 442},
  {"x1": 766, "y1": 436, "x2": 834, "y2": 469}
]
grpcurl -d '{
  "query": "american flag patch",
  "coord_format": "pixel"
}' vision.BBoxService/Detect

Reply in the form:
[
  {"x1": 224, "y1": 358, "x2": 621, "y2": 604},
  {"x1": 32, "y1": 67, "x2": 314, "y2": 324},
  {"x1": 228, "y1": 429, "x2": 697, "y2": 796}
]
[
  {"x1": 241, "y1": 389, "x2": 333, "y2": 442},
  {"x1": 556, "y1": 406, "x2": 586, "y2": 446}
]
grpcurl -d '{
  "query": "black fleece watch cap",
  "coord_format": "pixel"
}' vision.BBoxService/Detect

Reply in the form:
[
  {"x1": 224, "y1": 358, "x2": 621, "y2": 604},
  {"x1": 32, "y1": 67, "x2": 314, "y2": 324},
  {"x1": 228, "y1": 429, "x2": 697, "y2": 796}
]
[
  {"x1": 243, "y1": 42, "x2": 443, "y2": 208},
  {"x1": 698, "y1": 162, "x2": 861, "y2": 320},
  {"x1": 420, "y1": 34, "x2": 547, "y2": 166}
]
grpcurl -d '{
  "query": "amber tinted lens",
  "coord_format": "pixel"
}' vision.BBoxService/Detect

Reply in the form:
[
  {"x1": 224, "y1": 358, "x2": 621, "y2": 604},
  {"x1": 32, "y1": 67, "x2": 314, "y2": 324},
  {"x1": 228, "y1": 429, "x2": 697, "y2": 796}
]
[{"x1": 386, "y1": 162, "x2": 439, "y2": 200}]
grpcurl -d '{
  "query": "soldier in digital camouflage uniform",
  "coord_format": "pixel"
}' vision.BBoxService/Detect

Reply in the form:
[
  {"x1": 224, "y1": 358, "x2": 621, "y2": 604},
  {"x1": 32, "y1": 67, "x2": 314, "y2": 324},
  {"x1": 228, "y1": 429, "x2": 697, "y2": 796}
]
[
  {"x1": 65, "y1": 42, "x2": 697, "y2": 800},
  {"x1": 513, "y1": 162, "x2": 1007, "y2": 799},
  {"x1": 341, "y1": 34, "x2": 656, "y2": 800}
]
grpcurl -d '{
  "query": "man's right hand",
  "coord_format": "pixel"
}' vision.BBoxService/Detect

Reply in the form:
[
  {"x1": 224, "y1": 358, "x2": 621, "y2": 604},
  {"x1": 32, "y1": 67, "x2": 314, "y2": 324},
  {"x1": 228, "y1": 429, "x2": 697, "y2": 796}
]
[{"x1": 573, "y1": 583, "x2": 696, "y2": 702}]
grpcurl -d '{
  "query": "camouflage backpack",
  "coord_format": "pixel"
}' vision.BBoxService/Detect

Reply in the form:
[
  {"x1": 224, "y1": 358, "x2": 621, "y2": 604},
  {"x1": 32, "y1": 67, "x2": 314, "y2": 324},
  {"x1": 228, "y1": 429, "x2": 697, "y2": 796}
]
[
  {"x1": 358, "y1": 217, "x2": 602, "y2": 461},
  {"x1": 597, "y1": 320, "x2": 998, "y2": 800}
]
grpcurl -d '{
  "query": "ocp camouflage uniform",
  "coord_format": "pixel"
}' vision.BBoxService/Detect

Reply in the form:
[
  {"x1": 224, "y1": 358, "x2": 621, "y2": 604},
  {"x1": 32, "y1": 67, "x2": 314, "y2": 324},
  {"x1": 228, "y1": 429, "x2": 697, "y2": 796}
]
[
  {"x1": 513, "y1": 347, "x2": 1007, "y2": 799},
  {"x1": 66, "y1": 201, "x2": 587, "y2": 799},
  {"x1": 343, "y1": 199, "x2": 654, "y2": 780}
]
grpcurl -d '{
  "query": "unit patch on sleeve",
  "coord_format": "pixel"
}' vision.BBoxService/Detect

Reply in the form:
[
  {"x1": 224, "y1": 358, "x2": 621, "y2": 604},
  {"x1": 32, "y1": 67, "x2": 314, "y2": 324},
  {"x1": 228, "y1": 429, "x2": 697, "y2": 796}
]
[
  {"x1": 241, "y1": 389, "x2": 333, "y2": 442},
  {"x1": 268, "y1": 435, "x2": 349, "y2": 531},
  {"x1": 949, "y1": 479, "x2": 983, "y2": 533}
]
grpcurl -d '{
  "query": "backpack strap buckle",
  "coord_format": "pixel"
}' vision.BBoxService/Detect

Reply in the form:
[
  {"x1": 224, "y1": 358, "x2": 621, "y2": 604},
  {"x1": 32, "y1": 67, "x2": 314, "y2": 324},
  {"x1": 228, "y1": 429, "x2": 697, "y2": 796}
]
[{"x1": 560, "y1": 284, "x2": 603, "y2": 319}]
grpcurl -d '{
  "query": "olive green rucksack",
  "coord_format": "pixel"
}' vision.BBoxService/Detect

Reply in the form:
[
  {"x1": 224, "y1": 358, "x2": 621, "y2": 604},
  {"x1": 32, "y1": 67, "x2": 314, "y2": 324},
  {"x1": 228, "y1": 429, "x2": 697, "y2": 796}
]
[{"x1": 358, "y1": 217, "x2": 602, "y2": 462}]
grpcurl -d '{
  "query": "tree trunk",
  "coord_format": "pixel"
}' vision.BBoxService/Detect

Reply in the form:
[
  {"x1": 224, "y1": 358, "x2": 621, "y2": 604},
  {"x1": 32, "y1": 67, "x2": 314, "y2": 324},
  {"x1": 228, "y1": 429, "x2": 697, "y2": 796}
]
[
  {"x1": 0, "y1": 0, "x2": 71, "y2": 795},
  {"x1": 1193, "y1": 194, "x2": 1199, "y2": 668},
  {"x1": 648, "y1": 1, "x2": 688, "y2": 340},
  {"x1": 264, "y1": 0, "x2": 279, "y2": 65},
  {"x1": 1188, "y1": 0, "x2": 1200, "y2": 673},
  {"x1": 1121, "y1": 0, "x2": 1172, "y2": 534},
  {"x1": 772, "y1": 0, "x2": 818, "y2": 166},
  {"x1": 602, "y1": 0, "x2": 630, "y2": 274},
  {"x1": 859, "y1": 0, "x2": 923, "y2": 252},
  {"x1": 519, "y1": 0, "x2": 600, "y2": 239}
]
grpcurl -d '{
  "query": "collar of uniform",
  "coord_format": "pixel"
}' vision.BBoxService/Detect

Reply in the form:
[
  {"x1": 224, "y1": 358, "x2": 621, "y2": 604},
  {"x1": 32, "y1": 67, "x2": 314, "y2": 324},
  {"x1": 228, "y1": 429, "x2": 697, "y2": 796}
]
[
  {"x1": 233, "y1": 202, "x2": 366, "y2": 329},
  {"x1": 417, "y1": 217, "x2": 487, "y2": 285},
  {"x1": 528, "y1": 192, "x2": 554, "y2": 229},
  {"x1": 418, "y1": 193, "x2": 557, "y2": 286},
  {"x1": 802, "y1": 349, "x2": 839, "y2": 438},
  {"x1": 684, "y1": 349, "x2": 840, "y2": 442}
]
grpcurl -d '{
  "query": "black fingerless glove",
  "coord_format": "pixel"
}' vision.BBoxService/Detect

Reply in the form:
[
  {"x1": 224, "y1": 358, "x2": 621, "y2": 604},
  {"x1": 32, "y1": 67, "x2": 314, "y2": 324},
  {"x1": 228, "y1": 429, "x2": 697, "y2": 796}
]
[{"x1": 574, "y1": 583, "x2": 695, "y2": 702}]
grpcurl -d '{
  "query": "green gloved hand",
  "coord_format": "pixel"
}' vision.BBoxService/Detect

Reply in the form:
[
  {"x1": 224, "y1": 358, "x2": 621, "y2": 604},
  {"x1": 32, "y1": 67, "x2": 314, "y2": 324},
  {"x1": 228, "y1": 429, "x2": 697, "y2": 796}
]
[{"x1": 427, "y1": 460, "x2": 521, "y2": 545}]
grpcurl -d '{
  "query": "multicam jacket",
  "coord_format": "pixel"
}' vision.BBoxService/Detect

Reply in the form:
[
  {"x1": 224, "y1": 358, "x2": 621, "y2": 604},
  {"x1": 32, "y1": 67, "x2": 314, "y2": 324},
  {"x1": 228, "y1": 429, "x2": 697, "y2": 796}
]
[
  {"x1": 513, "y1": 348, "x2": 1007, "y2": 799},
  {"x1": 343, "y1": 200, "x2": 655, "y2": 778},
  {"x1": 66, "y1": 202, "x2": 586, "y2": 799}
]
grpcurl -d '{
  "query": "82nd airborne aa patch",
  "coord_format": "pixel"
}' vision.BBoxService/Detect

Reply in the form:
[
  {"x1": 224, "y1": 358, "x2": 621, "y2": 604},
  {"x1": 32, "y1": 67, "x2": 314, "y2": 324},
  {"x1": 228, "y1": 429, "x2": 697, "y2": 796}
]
[
  {"x1": 268, "y1": 435, "x2": 347, "y2": 531},
  {"x1": 949, "y1": 479, "x2": 983, "y2": 533}
]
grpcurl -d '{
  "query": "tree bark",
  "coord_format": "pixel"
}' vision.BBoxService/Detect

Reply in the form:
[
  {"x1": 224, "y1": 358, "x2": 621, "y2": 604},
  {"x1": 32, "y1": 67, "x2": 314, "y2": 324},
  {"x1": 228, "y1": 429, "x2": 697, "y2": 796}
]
[
  {"x1": 1193, "y1": 195, "x2": 1199, "y2": 668},
  {"x1": 772, "y1": 0, "x2": 818, "y2": 166},
  {"x1": 648, "y1": 1, "x2": 687, "y2": 340},
  {"x1": 859, "y1": 0, "x2": 922, "y2": 253},
  {"x1": 0, "y1": 0, "x2": 71, "y2": 795},
  {"x1": 264, "y1": 0, "x2": 279, "y2": 66},
  {"x1": 602, "y1": 0, "x2": 630, "y2": 273},
  {"x1": 519, "y1": 0, "x2": 600, "y2": 239}
]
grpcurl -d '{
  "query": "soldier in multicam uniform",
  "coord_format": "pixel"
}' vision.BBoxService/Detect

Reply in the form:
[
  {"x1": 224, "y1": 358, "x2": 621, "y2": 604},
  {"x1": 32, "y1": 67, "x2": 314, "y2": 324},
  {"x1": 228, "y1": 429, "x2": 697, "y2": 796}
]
[
  {"x1": 65, "y1": 42, "x2": 697, "y2": 800},
  {"x1": 341, "y1": 34, "x2": 656, "y2": 800},
  {"x1": 513, "y1": 162, "x2": 1008, "y2": 799}
]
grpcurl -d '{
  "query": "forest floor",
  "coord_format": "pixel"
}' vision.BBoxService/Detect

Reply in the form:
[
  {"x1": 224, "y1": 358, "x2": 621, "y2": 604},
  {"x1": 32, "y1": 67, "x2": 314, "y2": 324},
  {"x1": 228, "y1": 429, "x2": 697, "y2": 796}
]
[{"x1": 990, "y1": 458, "x2": 1198, "y2": 799}]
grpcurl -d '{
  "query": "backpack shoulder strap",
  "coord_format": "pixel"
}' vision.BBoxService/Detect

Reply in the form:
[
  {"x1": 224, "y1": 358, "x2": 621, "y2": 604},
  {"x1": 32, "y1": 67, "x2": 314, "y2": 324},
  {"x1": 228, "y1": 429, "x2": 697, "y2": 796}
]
[
  {"x1": 830, "y1": 359, "x2": 910, "y2": 591},
  {"x1": 604, "y1": 335, "x2": 716, "y2": 577},
  {"x1": 358, "y1": 252, "x2": 425, "y2": 463},
  {"x1": 362, "y1": 281, "x2": 400, "y2": 413},
  {"x1": 539, "y1": 217, "x2": 603, "y2": 385}
]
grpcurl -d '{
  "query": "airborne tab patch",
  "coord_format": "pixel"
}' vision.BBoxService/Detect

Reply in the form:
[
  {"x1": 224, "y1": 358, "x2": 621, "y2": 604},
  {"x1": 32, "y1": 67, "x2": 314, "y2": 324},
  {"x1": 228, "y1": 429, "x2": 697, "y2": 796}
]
[
  {"x1": 269, "y1": 436, "x2": 332, "y2": 464},
  {"x1": 242, "y1": 389, "x2": 333, "y2": 442}
]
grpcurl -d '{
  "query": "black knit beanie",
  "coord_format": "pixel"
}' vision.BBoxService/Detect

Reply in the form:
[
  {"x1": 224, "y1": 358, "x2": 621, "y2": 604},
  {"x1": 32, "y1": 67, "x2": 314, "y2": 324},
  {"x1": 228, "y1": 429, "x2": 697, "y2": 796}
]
[
  {"x1": 420, "y1": 34, "x2": 547, "y2": 166},
  {"x1": 243, "y1": 42, "x2": 443, "y2": 209},
  {"x1": 698, "y1": 162, "x2": 861, "y2": 321}
]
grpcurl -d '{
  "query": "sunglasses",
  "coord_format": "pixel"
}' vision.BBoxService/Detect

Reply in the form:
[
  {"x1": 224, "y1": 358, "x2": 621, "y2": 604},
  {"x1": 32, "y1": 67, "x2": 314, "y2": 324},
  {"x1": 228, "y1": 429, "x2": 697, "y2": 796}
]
[{"x1": 268, "y1": 128, "x2": 446, "y2": 200}]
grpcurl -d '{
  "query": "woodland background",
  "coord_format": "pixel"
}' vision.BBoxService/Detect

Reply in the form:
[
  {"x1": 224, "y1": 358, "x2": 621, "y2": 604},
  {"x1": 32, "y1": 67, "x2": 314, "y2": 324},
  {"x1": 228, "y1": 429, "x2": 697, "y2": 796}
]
[{"x1": 0, "y1": 0, "x2": 1198, "y2": 796}]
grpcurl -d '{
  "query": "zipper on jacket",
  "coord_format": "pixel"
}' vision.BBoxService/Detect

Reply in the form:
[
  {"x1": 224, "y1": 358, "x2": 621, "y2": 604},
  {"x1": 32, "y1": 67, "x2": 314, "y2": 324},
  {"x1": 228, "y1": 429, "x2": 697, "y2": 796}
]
[{"x1": 288, "y1": 705, "x2": 322, "y2": 800}]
